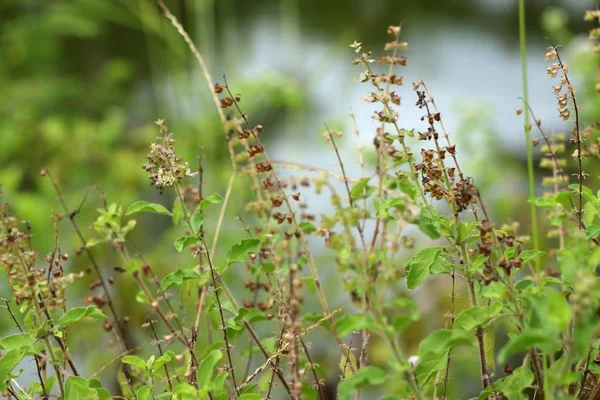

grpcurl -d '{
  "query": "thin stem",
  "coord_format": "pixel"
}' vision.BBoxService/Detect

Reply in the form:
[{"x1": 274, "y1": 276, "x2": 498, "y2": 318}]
[
  {"x1": 442, "y1": 267, "x2": 456, "y2": 399},
  {"x1": 467, "y1": 280, "x2": 490, "y2": 389},
  {"x1": 45, "y1": 171, "x2": 128, "y2": 352},
  {"x1": 147, "y1": 318, "x2": 174, "y2": 393},
  {"x1": 518, "y1": 0, "x2": 542, "y2": 276},
  {"x1": 222, "y1": 76, "x2": 351, "y2": 366},
  {"x1": 551, "y1": 42, "x2": 584, "y2": 231}
]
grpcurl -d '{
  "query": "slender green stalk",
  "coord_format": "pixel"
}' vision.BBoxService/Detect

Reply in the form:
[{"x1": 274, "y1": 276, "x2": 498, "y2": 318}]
[{"x1": 518, "y1": 0, "x2": 541, "y2": 277}]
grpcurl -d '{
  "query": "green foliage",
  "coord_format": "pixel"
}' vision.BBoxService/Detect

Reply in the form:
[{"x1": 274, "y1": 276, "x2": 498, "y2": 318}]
[
  {"x1": 126, "y1": 201, "x2": 172, "y2": 217},
  {"x1": 405, "y1": 247, "x2": 451, "y2": 289},
  {"x1": 226, "y1": 238, "x2": 261, "y2": 266},
  {"x1": 1, "y1": 4, "x2": 600, "y2": 400},
  {"x1": 58, "y1": 306, "x2": 107, "y2": 327},
  {"x1": 64, "y1": 377, "x2": 111, "y2": 400}
]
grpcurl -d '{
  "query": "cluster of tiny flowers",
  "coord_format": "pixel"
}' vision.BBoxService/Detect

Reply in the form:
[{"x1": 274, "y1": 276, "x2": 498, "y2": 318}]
[
  {"x1": 143, "y1": 119, "x2": 196, "y2": 193},
  {"x1": 544, "y1": 46, "x2": 572, "y2": 121},
  {"x1": 0, "y1": 204, "x2": 69, "y2": 310},
  {"x1": 351, "y1": 26, "x2": 406, "y2": 124}
]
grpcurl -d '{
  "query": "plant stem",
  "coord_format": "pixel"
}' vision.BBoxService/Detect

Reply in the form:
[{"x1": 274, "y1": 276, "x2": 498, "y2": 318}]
[{"x1": 518, "y1": 0, "x2": 541, "y2": 277}]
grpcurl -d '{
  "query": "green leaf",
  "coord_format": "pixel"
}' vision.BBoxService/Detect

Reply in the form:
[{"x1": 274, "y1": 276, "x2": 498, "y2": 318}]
[
  {"x1": 64, "y1": 377, "x2": 110, "y2": 400},
  {"x1": 374, "y1": 197, "x2": 406, "y2": 219},
  {"x1": 172, "y1": 382, "x2": 197, "y2": 397},
  {"x1": 0, "y1": 350, "x2": 25, "y2": 391},
  {"x1": 569, "y1": 183, "x2": 594, "y2": 202},
  {"x1": 337, "y1": 366, "x2": 386, "y2": 400},
  {"x1": 586, "y1": 224, "x2": 600, "y2": 240},
  {"x1": 174, "y1": 235, "x2": 199, "y2": 252},
  {"x1": 251, "y1": 262, "x2": 275, "y2": 276},
  {"x1": 161, "y1": 268, "x2": 202, "y2": 290},
  {"x1": 470, "y1": 254, "x2": 488, "y2": 273},
  {"x1": 200, "y1": 193, "x2": 224, "y2": 208},
  {"x1": 534, "y1": 196, "x2": 558, "y2": 208},
  {"x1": 478, "y1": 366, "x2": 533, "y2": 400},
  {"x1": 172, "y1": 198, "x2": 182, "y2": 226},
  {"x1": 154, "y1": 350, "x2": 175, "y2": 371},
  {"x1": 520, "y1": 249, "x2": 545, "y2": 264},
  {"x1": 126, "y1": 201, "x2": 172, "y2": 216},
  {"x1": 299, "y1": 221, "x2": 317, "y2": 233},
  {"x1": 122, "y1": 355, "x2": 147, "y2": 370},
  {"x1": 226, "y1": 238, "x2": 261, "y2": 266},
  {"x1": 405, "y1": 247, "x2": 452, "y2": 290},
  {"x1": 226, "y1": 308, "x2": 267, "y2": 338},
  {"x1": 147, "y1": 355, "x2": 155, "y2": 369},
  {"x1": 498, "y1": 329, "x2": 560, "y2": 363},
  {"x1": 454, "y1": 303, "x2": 502, "y2": 332},
  {"x1": 334, "y1": 314, "x2": 375, "y2": 337},
  {"x1": 415, "y1": 351, "x2": 448, "y2": 387},
  {"x1": 64, "y1": 377, "x2": 97, "y2": 400},
  {"x1": 418, "y1": 329, "x2": 475, "y2": 356},
  {"x1": 0, "y1": 333, "x2": 35, "y2": 352},
  {"x1": 398, "y1": 180, "x2": 418, "y2": 200},
  {"x1": 303, "y1": 277, "x2": 317, "y2": 293},
  {"x1": 504, "y1": 246, "x2": 517, "y2": 260},
  {"x1": 386, "y1": 297, "x2": 421, "y2": 331},
  {"x1": 213, "y1": 372, "x2": 228, "y2": 396},
  {"x1": 542, "y1": 289, "x2": 571, "y2": 331},
  {"x1": 557, "y1": 248, "x2": 578, "y2": 287},
  {"x1": 190, "y1": 209, "x2": 204, "y2": 233},
  {"x1": 197, "y1": 350, "x2": 223, "y2": 393},
  {"x1": 137, "y1": 385, "x2": 152, "y2": 400},
  {"x1": 350, "y1": 178, "x2": 375, "y2": 200},
  {"x1": 418, "y1": 209, "x2": 440, "y2": 239},
  {"x1": 88, "y1": 379, "x2": 110, "y2": 400},
  {"x1": 58, "y1": 306, "x2": 107, "y2": 327}
]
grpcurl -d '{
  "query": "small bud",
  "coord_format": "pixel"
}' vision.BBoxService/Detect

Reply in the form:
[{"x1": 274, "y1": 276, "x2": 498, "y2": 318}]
[{"x1": 408, "y1": 355, "x2": 420, "y2": 367}]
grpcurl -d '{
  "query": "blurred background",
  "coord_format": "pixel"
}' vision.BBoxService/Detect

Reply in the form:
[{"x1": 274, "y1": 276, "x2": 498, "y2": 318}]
[{"x1": 1, "y1": 0, "x2": 599, "y2": 398}]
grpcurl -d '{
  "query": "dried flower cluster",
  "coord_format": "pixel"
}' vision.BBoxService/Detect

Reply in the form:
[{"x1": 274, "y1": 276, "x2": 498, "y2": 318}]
[{"x1": 142, "y1": 119, "x2": 196, "y2": 193}]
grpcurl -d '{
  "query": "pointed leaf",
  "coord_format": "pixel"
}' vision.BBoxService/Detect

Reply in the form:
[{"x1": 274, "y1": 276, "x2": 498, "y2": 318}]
[
  {"x1": 126, "y1": 201, "x2": 172, "y2": 216},
  {"x1": 200, "y1": 193, "x2": 224, "y2": 209},
  {"x1": 58, "y1": 306, "x2": 107, "y2": 327}
]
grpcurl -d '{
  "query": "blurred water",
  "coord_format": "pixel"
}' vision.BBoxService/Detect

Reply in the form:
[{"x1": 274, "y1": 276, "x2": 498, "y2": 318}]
[{"x1": 168, "y1": 10, "x2": 592, "y2": 181}]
